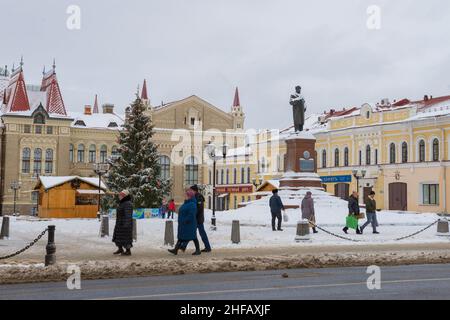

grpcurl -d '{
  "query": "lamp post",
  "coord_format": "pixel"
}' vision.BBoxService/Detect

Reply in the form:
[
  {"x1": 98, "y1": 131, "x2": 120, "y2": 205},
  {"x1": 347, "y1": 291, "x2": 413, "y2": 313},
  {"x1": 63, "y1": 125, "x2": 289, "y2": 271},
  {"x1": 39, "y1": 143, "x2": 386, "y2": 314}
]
[
  {"x1": 10, "y1": 181, "x2": 21, "y2": 215},
  {"x1": 352, "y1": 169, "x2": 366, "y2": 201},
  {"x1": 93, "y1": 162, "x2": 110, "y2": 220},
  {"x1": 205, "y1": 142, "x2": 229, "y2": 230}
]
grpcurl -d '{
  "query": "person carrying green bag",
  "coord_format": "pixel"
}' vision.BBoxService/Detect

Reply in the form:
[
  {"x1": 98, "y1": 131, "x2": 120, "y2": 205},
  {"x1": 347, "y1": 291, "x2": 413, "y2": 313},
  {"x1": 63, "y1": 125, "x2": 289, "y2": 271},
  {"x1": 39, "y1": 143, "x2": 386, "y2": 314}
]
[{"x1": 343, "y1": 191, "x2": 362, "y2": 234}]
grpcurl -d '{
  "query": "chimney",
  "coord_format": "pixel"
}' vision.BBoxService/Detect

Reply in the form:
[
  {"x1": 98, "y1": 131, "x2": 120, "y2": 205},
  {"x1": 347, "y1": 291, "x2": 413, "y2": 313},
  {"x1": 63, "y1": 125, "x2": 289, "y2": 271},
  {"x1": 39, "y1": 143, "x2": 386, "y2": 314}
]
[
  {"x1": 424, "y1": 95, "x2": 429, "y2": 101},
  {"x1": 102, "y1": 103, "x2": 114, "y2": 114},
  {"x1": 84, "y1": 105, "x2": 92, "y2": 115}
]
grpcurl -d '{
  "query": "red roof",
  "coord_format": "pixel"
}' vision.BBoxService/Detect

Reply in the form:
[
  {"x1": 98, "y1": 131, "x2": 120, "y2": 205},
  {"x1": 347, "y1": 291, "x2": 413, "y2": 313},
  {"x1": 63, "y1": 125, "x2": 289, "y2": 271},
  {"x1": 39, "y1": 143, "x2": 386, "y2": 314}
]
[
  {"x1": 41, "y1": 69, "x2": 66, "y2": 115},
  {"x1": 3, "y1": 68, "x2": 30, "y2": 112},
  {"x1": 414, "y1": 95, "x2": 450, "y2": 111},
  {"x1": 141, "y1": 79, "x2": 149, "y2": 101},
  {"x1": 324, "y1": 107, "x2": 358, "y2": 120},
  {"x1": 233, "y1": 87, "x2": 240, "y2": 107}
]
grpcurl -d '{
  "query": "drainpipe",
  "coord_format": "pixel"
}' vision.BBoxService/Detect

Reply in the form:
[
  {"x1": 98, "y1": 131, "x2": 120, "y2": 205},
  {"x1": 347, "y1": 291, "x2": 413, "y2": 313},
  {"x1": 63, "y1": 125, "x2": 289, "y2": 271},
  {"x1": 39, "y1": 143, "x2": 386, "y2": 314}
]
[{"x1": 441, "y1": 123, "x2": 447, "y2": 214}]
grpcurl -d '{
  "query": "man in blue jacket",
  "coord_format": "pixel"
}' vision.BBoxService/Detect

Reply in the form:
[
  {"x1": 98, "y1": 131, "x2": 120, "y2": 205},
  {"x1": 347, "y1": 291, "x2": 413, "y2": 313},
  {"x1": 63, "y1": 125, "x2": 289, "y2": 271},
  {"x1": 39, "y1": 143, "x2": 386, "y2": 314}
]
[{"x1": 269, "y1": 189, "x2": 285, "y2": 231}]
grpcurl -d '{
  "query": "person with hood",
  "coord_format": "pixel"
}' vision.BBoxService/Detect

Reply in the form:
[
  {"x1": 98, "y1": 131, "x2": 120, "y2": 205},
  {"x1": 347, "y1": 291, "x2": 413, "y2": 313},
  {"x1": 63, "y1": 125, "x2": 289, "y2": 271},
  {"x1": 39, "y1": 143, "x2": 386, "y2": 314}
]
[
  {"x1": 343, "y1": 191, "x2": 362, "y2": 234},
  {"x1": 112, "y1": 190, "x2": 134, "y2": 256},
  {"x1": 190, "y1": 184, "x2": 212, "y2": 253},
  {"x1": 301, "y1": 191, "x2": 318, "y2": 233},
  {"x1": 269, "y1": 189, "x2": 285, "y2": 231},
  {"x1": 168, "y1": 189, "x2": 201, "y2": 256}
]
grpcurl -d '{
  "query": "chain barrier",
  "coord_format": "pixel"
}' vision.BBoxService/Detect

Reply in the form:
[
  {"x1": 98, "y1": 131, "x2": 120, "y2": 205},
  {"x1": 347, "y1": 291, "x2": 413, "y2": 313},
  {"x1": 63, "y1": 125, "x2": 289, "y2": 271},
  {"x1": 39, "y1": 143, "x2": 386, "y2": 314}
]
[
  {"x1": 309, "y1": 219, "x2": 441, "y2": 243},
  {"x1": 0, "y1": 228, "x2": 48, "y2": 260}
]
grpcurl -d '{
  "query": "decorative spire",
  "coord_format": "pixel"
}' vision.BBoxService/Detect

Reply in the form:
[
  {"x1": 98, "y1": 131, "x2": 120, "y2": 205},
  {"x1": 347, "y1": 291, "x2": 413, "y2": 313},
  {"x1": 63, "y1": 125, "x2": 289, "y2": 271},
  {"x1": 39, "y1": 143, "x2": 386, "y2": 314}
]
[
  {"x1": 141, "y1": 79, "x2": 149, "y2": 101},
  {"x1": 11, "y1": 63, "x2": 15, "y2": 73},
  {"x1": 42, "y1": 65, "x2": 46, "y2": 75},
  {"x1": 52, "y1": 58, "x2": 56, "y2": 70},
  {"x1": 233, "y1": 86, "x2": 240, "y2": 107},
  {"x1": 93, "y1": 94, "x2": 99, "y2": 113},
  {"x1": 20, "y1": 56, "x2": 24, "y2": 67}
]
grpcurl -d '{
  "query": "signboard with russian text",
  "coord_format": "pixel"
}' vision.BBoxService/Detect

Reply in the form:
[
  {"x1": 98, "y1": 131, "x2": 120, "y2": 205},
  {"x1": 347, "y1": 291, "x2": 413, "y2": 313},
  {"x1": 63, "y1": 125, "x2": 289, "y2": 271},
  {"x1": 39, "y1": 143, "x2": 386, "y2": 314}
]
[
  {"x1": 320, "y1": 175, "x2": 352, "y2": 183},
  {"x1": 215, "y1": 185, "x2": 253, "y2": 193}
]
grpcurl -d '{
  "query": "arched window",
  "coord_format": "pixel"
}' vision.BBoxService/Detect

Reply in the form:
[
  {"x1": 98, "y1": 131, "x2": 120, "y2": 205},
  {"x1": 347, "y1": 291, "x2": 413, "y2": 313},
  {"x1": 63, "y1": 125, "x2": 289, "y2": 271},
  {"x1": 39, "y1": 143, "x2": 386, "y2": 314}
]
[
  {"x1": 89, "y1": 145, "x2": 96, "y2": 163},
  {"x1": 226, "y1": 169, "x2": 230, "y2": 184},
  {"x1": 208, "y1": 170, "x2": 212, "y2": 185},
  {"x1": 419, "y1": 140, "x2": 425, "y2": 162},
  {"x1": 221, "y1": 169, "x2": 224, "y2": 185},
  {"x1": 233, "y1": 168, "x2": 237, "y2": 184},
  {"x1": 334, "y1": 148, "x2": 340, "y2": 167},
  {"x1": 77, "y1": 144, "x2": 85, "y2": 163},
  {"x1": 366, "y1": 145, "x2": 371, "y2": 165},
  {"x1": 184, "y1": 156, "x2": 198, "y2": 185},
  {"x1": 69, "y1": 144, "x2": 74, "y2": 163},
  {"x1": 322, "y1": 150, "x2": 327, "y2": 168},
  {"x1": 402, "y1": 142, "x2": 408, "y2": 163},
  {"x1": 389, "y1": 143, "x2": 396, "y2": 164},
  {"x1": 432, "y1": 139, "x2": 439, "y2": 161},
  {"x1": 33, "y1": 148, "x2": 42, "y2": 175},
  {"x1": 33, "y1": 113, "x2": 45, "y2": 124},
  {"x1": 261, "y1": 157, "x2": 266, "y2": 173},
  {"x1": 100, "y1": 145, "x2": 107, "y2": 163},
  {"x1": 45, "y1": 149, "x2": 53, "y2": 174},
  {"x1": 241, "y1": 167, "x2": 245, "y2": 184},
  {"x1": 111, "y1": 146, "x2": 119, "y2": 159},
  {"x1": 158, "y1": 155, "x2": 170, "y2": 180},
  {"x1": 22, "y1": 148, "x2": 31, "y2": 174},
  {"x1": 247, "y1": 167, "x2": 251, "y2": 183},
  {"x1": 344, "y1": 147, "x2": 349, "y2": 167},
  {"x1": 215, "y1": 169, "x2": 219, "y2": 184},
  {"x1": 359, "y1": 150, "x2": 362, "y2": 165},
  {"x1": 375, "y1": 149, "x2": 378, "y2": 164}
]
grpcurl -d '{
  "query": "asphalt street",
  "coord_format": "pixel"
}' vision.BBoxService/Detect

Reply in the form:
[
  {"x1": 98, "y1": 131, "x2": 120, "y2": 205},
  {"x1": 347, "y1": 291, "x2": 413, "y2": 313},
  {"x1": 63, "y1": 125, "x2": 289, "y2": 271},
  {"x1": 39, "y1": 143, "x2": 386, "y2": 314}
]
[{"x1": 1, "y1": 263, "x2": 450, "y2": 300}]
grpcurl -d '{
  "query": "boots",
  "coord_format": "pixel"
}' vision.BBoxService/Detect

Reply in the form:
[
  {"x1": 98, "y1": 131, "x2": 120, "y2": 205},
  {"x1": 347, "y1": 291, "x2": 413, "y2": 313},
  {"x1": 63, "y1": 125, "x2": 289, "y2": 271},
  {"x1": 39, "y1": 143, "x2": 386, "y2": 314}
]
[
  {"x1": 168, "y1": 241, "x2": 182, "y2": 255},
  {"x1": 113, "y1": 247, "x2": 124, "y2": 255},
  {"x1": 312, "y1": 227, "x2": 318, "y2": 234},
  {"x1": 356, "y1": 227, "x2": 362, "y2": 235},
  {"x1": 121, "y1": 248, "x2": 131, "y2": 256},
  {"x1": 192, "y1": 239, "x2": 201, "y2": 255},
  {"x1": 343, "y1": 227, "x2": 349, "y2": 234}
]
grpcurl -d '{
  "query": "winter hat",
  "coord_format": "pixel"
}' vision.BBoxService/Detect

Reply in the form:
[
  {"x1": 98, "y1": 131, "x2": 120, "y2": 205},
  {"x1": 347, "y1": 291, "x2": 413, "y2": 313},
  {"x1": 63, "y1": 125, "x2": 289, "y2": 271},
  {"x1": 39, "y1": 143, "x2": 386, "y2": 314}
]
[
  {"x1": 186, "y1": 189, "x2": 196, "y2": 199},
  {"x1": 190, "y1": 184, "x2": 199, "y2": 192},
  {"x1": 119, "y1": 190, "x2": 130, "y2": 197}
]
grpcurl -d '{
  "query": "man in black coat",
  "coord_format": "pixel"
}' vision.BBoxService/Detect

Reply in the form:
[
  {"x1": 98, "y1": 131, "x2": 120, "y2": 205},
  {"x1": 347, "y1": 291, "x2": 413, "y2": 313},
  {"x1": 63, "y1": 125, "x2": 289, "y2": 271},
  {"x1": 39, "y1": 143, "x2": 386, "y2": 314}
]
[
  {"x1": 189, "y1": 185, "x2": 212, "y2": 252},
  {"x1": 343, "y1": 191, "x2": 361, "y2": 234},
  {"x1": 269, "y1": 189, "x2": 285, "y2": 231},
  {"x1": 112, "y1": 190, "x2": 134, "y2": 256}
]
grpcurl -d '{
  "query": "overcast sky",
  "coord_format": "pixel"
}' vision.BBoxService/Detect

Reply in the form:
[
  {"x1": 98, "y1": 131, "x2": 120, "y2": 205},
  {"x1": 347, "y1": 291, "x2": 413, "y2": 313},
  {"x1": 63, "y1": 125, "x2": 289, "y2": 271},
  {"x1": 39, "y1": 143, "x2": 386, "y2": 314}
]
[{"x1": 1, "y1": 0, "x2": 450, "y2": 129}]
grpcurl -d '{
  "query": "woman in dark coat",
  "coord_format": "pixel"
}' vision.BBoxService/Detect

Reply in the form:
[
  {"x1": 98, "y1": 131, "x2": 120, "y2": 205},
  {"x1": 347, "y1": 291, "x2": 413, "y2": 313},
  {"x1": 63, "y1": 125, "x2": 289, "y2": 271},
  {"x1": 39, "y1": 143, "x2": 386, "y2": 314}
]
[
  {"x1": 168, "y1": 189, "x2": 201, "y2": 256},
  {"x1": 301, "y1": 191, "x2": 318, "y2": 233},
  {"x1": 112, "y1": 190, "x2": 133, "y2": 256}
]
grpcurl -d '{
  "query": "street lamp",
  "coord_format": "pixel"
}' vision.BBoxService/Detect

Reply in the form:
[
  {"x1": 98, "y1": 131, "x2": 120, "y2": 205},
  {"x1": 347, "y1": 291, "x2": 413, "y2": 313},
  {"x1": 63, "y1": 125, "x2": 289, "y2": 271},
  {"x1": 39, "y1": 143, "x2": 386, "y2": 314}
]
[
  {"x1": 205, "y1": 141, "x2": 229, "y2": 230},
  {"x1": 252, "y1": 177, "x2": 261, "y2": 189},
  {"x1": 93, "y1": 162, "x2": 110, "y2": 220},
  {"x1": 352, "y1": 169, "x2": 366, "y2": 197},
  {"x1": 10, "y1": 181, "x2": 21, "y2": 216}
]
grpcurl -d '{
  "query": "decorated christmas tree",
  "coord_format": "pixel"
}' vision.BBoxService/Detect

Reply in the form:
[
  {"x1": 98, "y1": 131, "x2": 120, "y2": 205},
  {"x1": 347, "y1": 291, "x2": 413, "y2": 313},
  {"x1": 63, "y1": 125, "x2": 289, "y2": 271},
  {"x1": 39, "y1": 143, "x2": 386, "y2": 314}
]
[{"x1": 104, "y1": 95, "x2": 171, "y2": 209}]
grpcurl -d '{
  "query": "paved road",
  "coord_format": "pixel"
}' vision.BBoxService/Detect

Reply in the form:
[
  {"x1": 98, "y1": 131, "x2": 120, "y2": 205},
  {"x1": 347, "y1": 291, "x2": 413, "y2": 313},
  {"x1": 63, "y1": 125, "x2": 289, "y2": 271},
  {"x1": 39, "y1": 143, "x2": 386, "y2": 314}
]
[{"x1": 1, "y1": 264, "x2": 450, "y2": 300}]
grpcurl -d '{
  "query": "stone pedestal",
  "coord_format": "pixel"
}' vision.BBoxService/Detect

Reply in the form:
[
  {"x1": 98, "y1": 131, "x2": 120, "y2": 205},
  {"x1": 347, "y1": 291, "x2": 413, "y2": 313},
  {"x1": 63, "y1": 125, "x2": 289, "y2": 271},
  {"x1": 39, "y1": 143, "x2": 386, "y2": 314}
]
[{"x1": 280, "y1": 132, "x2": 323, "y2": 189}]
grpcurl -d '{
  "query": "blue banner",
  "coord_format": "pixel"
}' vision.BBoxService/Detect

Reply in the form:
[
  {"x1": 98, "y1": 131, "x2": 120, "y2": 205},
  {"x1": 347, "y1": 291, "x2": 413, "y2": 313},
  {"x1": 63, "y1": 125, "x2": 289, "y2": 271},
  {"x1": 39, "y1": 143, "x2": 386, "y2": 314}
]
[{"x1": 321, "y1": 175, "x2": 352, "y2": 183}]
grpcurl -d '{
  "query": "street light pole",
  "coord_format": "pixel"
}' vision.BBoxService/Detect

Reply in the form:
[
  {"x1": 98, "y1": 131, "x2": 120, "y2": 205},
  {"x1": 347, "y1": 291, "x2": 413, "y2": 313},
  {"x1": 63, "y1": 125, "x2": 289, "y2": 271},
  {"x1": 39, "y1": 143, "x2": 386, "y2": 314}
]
[
  {"x1": 93, "y1": 163, "x2": 110, "y2": 220},
  {"x1": 10, "y1": 181, "x2": 21, "y2": 215}
]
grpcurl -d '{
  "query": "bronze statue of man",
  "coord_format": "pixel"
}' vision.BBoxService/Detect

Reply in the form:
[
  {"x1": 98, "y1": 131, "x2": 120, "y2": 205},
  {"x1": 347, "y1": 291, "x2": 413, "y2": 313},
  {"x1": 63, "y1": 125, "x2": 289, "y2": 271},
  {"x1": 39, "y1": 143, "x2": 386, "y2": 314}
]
[{"x1": 289, "y1": 85, "x2": 307, "y2": 132}]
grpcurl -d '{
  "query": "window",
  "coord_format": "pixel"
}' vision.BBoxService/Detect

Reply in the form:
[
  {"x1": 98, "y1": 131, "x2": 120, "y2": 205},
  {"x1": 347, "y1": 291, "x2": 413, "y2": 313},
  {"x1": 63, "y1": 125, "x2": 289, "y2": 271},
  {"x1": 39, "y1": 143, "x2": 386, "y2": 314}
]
[
  {"x1": 402, "y1": 142, "x2": 408, "y2": 163},
  {"x1": 423, "y1": 184, "x2": 439, "y2": 205},
  {"x1": 35, "y1": 125, "x2": 42, "y2": 134},
  {"x1": 322, "y1": 150, "x2": 327, "y2": 168},
  {"x1": 69, "y1": 144, "x2": 74, "y2": 163},
  {"x1": 185, "y1": 156, "x2": 198, "y2": 185},
  {"x1": 366, "y1": 111, "x2": 370, "y2": 119},
  {"x1": 247, "y1": 167, "x2": 251, "y2": 184},
  {"x1": 344, "y1": 147, "x2": 349, "y2": 167},
  {"x1": 46, "y1": 126, "x2": 53, "y2": 134},
  {"x1": 33, "y1": 148, "x2": 42, "y2": 175},
  {"x1": 234, "y1": 196, "x2": 237, "y2": 209},
  {"x1": 77, "y1": 144, "x2": 85, "y2": 163},
  {"x1": 233, "y1": 168, "x2": 237, "y2": 184},
  {"x1": 334, "y1": 148, "x2": 340, "y2": 167},
  {"x1": 100, "y1": 145, "x2": 107, "y2": 163},
  {"x1": 261, "y1": 158, "x2": 266, "y2": 173},
  {"x1": 108, "y1": 122, "x2": 118, "y2": 128},
  {"x1": 432, "y1": 139, "x2": 439, "y2": 162},
  {"x1": 215, "y1": 170, "x2": 219, "y2": 184},
  {"x1": 366, "y1": 145, "x2": 371, "y2": 165},
  {"x1": 389, "y1": 143, "x2": 396, "y2": 164},
  {"x1": 241, "y1": 167, "x2": 245, "y2": 184},
  {"x1": 34, "y1": 113, "x2": 45, "y2": 124},
  {"x1": 111, "y1": 146, "x2": 119, "y2": 159},
  {"x1": 158, "y1": 155, "x2": 171, "y2": 180},
  {"x1": 74, "y1": 120, "x2": 86, "y2": 126},
  {"x1": 89, "y1": 145, "x2": 96, "y2": 163},
  {"x1": 359, "y1": 150, "x2": 362, "y2": 166},
  {"x1": 24, "y1": 125, "x2": 31, "y2": 133},
  {"x1": 45, "y1": 149, "x2": 53, "y2": 174},
  {"x1": 419, "y1": 140, "x2": 425, "y2": 162},
  {"x1": 375, "y1": 149, "x2": 378, "y2": 165},
  {"x1": 190, "y1": 118, "x2": 195, "y2": 126},
  {"x1": 226, "y1": 169, "x2": 230, "y2": 184},
  {"x1": 22, "y1": 148, "x2": 31, "y2": 174},
  {"x1": 221, "y1": 169, "x2": 224, "y2": 185}
]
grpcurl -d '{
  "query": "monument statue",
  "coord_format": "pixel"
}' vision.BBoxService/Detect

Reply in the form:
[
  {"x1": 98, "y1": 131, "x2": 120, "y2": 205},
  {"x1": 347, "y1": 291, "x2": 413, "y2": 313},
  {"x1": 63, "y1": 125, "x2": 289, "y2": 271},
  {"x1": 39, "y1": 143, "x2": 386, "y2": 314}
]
[{"x1": 289, "y1": 85, "x2": 307, "y2": 132}]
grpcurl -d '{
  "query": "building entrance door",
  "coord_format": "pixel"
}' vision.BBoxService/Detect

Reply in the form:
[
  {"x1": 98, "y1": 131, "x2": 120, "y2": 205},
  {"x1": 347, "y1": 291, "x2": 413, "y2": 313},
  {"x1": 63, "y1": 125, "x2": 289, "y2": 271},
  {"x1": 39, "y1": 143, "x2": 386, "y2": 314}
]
[{"x1": 389, "y1": 182, "x2": 407, "y2": 211}]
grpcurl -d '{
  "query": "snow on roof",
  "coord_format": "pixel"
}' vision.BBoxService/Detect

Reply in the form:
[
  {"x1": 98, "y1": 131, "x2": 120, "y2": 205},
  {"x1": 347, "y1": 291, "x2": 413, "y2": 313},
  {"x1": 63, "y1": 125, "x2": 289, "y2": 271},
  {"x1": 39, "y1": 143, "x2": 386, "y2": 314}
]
[
  {"x1": 226, "y1": 145, "x2": 252, "y2": 158},
  {"x1": 37, "y1": 176, "x2": 107, "y2": 190},
  {"x1": 69, "y1": 111, "x2": 124, "y2": 130}
]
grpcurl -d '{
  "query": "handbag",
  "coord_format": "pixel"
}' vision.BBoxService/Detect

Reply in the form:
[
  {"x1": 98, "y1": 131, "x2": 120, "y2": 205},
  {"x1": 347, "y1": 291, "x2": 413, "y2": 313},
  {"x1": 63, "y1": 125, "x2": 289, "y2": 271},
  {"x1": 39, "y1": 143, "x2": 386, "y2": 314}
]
[
  {"x1": 346, "y1": 215, "x2": 358, "y2": 230},
  {"x1": 283, "y1": 212, "x2": 289, "y2": 222},
  {"x1": 355, "y1": 213, "x2": 365, "y2": 220}
]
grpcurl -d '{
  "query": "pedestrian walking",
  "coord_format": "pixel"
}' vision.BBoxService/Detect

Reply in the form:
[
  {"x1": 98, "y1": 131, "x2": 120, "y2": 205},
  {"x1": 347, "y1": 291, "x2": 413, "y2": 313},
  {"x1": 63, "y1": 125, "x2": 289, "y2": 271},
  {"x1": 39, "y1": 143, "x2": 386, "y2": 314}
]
[
  {"x1": 112, "y1": 190, "x2": 133, "y2": 256},
  {"x1": 190, "y1": 184, "x2": 212, "y2": 253},
  {"x1": 168, "y1": 189, "x2": 201, "y2": 256},
  {"x1": 159, "y1": 200, "x2": 167, "y2": 219},
  {"x1": 361, "y1": 191, "x2": 380, "y2": 234},
  {"x1": 301, "y1": 191, "x2": 318, "y2": 233},
  {"x1": 343, "y1": 191, "x2": 362, "y2": 234},
  {"x1": 167, "y1": 199, "x2": 176, "y2": 219},
  {"x1": 269, "y1": 189, "x2": 285, "y2": 231}
]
